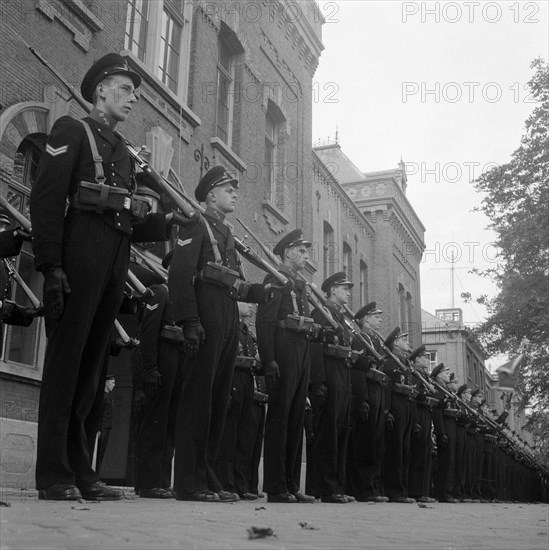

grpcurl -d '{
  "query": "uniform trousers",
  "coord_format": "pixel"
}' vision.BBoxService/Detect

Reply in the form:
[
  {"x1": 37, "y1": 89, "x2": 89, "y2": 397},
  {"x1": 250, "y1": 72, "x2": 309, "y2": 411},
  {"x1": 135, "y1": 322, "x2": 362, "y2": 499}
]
[
  {"x1": 218, "y1": 367, "x2": 255, "y2": 495},
  {"x1": 174, "y1": 284, "x2": 239, "y2": 495},
  {"x1": 472, "y1": 432, "x2": 485, "y2": 499},
  {"x1": 136, "y1": 341, "x2": 183, "y2": 489},
  {"x1": 384, "y1": 392, "x2": 413, "y2": 500},
  {"x1": 248, "y1": 399, "x2": 266, "y2": 494},
  {"x1": 36, "y1": 214, "x2": 129, "y2": 490},
  {"x1": 306, "y1": 360, "x2": 351, "y2": 497},
  {"x1": 263, "y1": 329, "x2": 310, "y2": 495},
  {"x1": 481, "y1": 439, "x2": 496, "y2": 500},
  {"x1": 464, "y1": 429, "x2": 476, "y2": 498},
  {"x1": 435, "y1": 415, "x2": 456, "y2": 501},
  {"x1": 453, "y1": 422, "x2": 467, "y2": 499},
  {"x1": 349, "y1": 378, "x2": 386, "y2": 500},
  {"x1": 409, "y1": 404, "x2": 433, "y2": 499}
]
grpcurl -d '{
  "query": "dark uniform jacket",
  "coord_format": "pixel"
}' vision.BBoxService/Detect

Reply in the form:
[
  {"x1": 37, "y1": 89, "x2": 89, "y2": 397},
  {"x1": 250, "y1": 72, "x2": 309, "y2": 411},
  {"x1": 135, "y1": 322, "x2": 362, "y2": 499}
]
[
  {"x1": 169, "y1": 207, "x2": 265, "y2": 324},
  {"x1": 138, "y1": 283, "x2": 176, "y2": 373},
  {"x1": 256, "y1": 264, "x2": 310, "y2": 364},
  {"x1": 31, "y1": 114, "x2": 167, "y2": 271},
  {"x1": 310, "y1": 300, "x2": 351, "y2": 384}
]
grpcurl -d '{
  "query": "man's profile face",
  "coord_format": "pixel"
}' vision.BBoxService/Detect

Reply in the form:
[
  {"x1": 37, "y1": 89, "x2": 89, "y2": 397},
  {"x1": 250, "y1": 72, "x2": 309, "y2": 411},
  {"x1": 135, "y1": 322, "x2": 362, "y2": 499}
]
[
  {"x1": 209, "y1": 182, "x2": 238, "y2": 214},
  {"x1": 285, "y1": 244, "x2": 310, "y2": 271},
  {"x1": 363, "y1": 312, "x2": 383, "y2": 331},
  {"x1": 98, "y1": 74, "x2": 138, "y2": 122},
  {"x1": 330, "y1": 284, "x2": 351, "y2": 305}
]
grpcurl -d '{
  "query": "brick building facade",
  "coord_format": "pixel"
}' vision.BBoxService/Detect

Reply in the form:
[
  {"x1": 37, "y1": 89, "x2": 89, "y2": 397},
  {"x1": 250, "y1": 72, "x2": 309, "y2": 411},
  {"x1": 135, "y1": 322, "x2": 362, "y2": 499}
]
[
  {"x1": 0, "y1": 0, "x2": 324, "y2": 487},
  {"x1": 313, "y1": 143, "x2": 426, "y2": 347}
]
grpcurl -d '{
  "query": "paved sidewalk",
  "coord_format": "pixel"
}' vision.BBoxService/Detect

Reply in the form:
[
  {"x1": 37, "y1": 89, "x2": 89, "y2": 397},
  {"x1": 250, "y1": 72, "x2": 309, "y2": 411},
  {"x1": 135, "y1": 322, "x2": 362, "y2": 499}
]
[{"x1": 1, "y1": 489, "x2": 547, "y2": 550}]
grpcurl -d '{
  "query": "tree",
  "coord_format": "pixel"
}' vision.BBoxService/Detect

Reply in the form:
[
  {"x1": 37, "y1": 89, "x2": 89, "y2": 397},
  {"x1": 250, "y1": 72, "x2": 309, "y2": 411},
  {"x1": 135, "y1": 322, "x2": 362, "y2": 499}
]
[{"x1": 472, "y1": 58, "x2": 549, "y2": 462}]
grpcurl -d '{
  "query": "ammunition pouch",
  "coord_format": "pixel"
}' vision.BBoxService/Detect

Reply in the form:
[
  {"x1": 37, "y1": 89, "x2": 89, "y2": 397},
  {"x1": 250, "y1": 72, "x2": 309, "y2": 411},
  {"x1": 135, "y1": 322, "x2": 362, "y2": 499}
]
[
  {"x1": 278, "y1": 315, "x2": 319, "y2": 339},
  {"x1": 71, "y1": 181, "x2": 130, "y2": 214},
  {"x1": 324, "y1": 344, "x2": 352, "y2": 360},
  {"x1": 130, "y1": 195, "x2": 152, "y2": 222},
  {"x1": 235, "y1": 355, "x2": 256, "y2": 369},
  {"x1": 392, "y1": 382, "x2": 414, "y2": 396},
  {"x1": 199, "y1": 262, "x2": 241, "y2": 291},
  {"x1": 366, "y1": 368, "x2": 390, "y2": 386},
  {"x1": 160, "y1": 325, "x2": 185, "y2": 344},
  {"x1": 420, "y1": 396, "x2": 439, "y2": 409},
  {"x1": 443, "y1": 408, "x2": 459, "y2": 418},
  {"x1": 350, "y1": 349, "x2": 363, "y2": 364},
  {"x1": 484, "y1": 433, "x2": 497, "y2": 442}
]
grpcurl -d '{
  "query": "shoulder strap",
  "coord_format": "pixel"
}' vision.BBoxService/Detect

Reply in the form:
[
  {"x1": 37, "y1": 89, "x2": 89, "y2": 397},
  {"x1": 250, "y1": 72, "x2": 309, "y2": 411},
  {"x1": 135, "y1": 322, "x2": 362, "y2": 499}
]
[
  {"x1": 80, "y1": 120, "x2": 106, "y2": 185},
  {"x1": 202, "y1": 218, "x2": 223, "y2": 265}
]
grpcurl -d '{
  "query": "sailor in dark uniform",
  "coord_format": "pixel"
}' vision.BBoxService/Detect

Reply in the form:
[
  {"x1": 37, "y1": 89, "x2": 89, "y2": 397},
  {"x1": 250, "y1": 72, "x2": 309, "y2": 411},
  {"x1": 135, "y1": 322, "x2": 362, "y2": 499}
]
[
  {"x1": 307, "y1": 272, "x2": 354, "y2": 504},
  {"x1": 135, "y1": 251, "x2": 183, "y2": 498},
  {"x1": 348, "y1": 302, "x2": 390, "y2": 502},
  {"x1": 168, "y1": 166, "x2": 271, "y2": 502},
  {"x1": 30, "y1": 54, "x2": 178, "y2": 501},
  {"x1": 382, "y1": 327, "x2": 418, "y2": 503},
  {"x1": 256, "y1": 229, "x2": 316, "y2": 503}
]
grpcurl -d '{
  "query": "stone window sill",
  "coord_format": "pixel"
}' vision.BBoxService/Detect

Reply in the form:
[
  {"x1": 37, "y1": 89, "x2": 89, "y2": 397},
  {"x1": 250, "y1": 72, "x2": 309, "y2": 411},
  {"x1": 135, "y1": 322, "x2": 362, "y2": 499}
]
[{"x1": 210, "y1": 137, "x2": 247, "y2": 172}]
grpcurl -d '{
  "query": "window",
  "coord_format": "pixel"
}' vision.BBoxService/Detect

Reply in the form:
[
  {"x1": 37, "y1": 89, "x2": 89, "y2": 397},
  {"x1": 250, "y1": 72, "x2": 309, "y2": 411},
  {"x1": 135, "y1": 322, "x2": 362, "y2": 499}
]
[
  {"x1": 427, "y1": 351, "x2": 437, "y2": 371},
  {"x1": 323, "y1": 222, "x2": 335, "y2": 280},
  {"x1": 158, "y1": 5, "x2": 183, "y2": 93},
  {"x1": 216, "y1": 37, "x2": 235, "y2": 145},
  {"x1": 359, "y1": 261, "x2": 368, "y2": 305},
  {"x1": 2, "y1": 136, "x2": 46, "y2": 369},
  {"x1": 264, "y1": 112, "x2": 277, "y2": 201},
  {"x1": 406, "y1": 292, "x2": 413, "y2": 331},
  {"x1": 342, "y1": 242, "x2": 352, "y2": 281},
  {"x1": 125, "y1": 0, "x2": 149, "y2": 62},
  {"x1": 398, "y1": 283, "x2": 406, "y2": 328},
  {"x1": 124, "y1": 0, "x2": 191, "y2": 99}
]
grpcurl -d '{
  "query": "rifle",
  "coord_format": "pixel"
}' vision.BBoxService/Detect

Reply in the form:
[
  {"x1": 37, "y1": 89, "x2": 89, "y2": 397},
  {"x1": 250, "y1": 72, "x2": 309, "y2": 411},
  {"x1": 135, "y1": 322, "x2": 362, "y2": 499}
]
[
  {"x1": 22, "y1": 40, "x2": 196, "y2": 221},
  {"x1": 114, "y1": 318, "x2": 139, "y2": 348},
  {"x1": 165, "y1": 187, "x2": 289, "y2": 287},
  {"x1": 3, "y1": 259, "x2": 42, "y2": 310},
  {"x1": 127, "y1": 269, "x2": 153, "y2": 300},
  {"x1": 131, "y1": 245, "x2": 168, "y2": 282},
  {"x1": 235, "y1": 217, "x2": 341, "y2": 330},
  {"x1": 0, "y1": 196, "x2": 32, "y2": 233}
]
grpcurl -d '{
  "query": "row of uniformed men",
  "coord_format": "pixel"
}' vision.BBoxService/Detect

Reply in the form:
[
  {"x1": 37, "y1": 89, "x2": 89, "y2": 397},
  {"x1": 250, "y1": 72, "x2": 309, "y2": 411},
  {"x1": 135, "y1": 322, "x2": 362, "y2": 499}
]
[{"x1": 22, "y1": 52, "x2": 546, "y2": 503}]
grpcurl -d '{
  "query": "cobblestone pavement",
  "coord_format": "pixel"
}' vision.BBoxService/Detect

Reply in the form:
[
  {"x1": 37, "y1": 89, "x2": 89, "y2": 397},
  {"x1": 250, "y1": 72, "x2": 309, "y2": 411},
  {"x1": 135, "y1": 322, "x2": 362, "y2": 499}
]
[{"x1": 1, "y1": 489, "x2": 547, "y2": 550}]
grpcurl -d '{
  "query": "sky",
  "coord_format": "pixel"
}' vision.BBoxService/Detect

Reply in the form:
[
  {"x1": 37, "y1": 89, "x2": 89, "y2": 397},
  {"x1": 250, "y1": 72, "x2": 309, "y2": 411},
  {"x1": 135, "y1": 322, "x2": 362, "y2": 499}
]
[{"x1": 311, "y1": 0, "x2": 548, "y2": 332}]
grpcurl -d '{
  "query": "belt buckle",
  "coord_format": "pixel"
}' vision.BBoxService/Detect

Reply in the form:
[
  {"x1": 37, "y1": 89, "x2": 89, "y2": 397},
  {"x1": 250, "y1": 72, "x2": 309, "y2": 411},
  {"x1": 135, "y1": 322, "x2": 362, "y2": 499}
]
[{"x1": 123, "y1": 196, "x2": 131, "y2": 210}]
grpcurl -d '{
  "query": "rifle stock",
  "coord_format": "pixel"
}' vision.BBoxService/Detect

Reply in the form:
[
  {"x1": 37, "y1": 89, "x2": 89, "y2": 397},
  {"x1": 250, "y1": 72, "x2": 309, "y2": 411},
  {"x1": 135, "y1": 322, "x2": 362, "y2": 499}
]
[{"x1": 131, "y1": 245, "x2": 168, "y2": 282}]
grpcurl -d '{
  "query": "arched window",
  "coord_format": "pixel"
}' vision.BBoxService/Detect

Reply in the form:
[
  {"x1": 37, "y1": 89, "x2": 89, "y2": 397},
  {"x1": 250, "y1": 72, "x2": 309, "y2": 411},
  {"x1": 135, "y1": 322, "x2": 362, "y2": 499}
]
[
  {"x1": 2, "y1": 135, "x2": 47, "y2": 369},
  {"x1": 342, "y1": 242, "x2": 352, "y2": 281},
  {"x1": 398, "y1": 283, "x2": 406, "y2": 328},
  {"x1": 323, "y1": 221, "x2": 335, "y2": 280},
  {"x1": 359, "y1": 261, "x2": 368, "y2": 305},
  {"x1": 406, "y1": 291, "x2": 413, "y2": 333}
]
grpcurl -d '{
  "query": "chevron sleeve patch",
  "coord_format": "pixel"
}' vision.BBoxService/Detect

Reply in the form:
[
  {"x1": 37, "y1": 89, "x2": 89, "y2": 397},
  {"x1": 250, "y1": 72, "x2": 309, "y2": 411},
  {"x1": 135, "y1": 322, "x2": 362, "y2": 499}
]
[
  {"x1": 177, "y1": 238, "x2": 192, "y2": 247},
  {"x1": 145, "y1": 303, "x2": 159, "y2": 311},
  {"x1": 45, "y1": 144, "x2": 69, "y2": 157}
]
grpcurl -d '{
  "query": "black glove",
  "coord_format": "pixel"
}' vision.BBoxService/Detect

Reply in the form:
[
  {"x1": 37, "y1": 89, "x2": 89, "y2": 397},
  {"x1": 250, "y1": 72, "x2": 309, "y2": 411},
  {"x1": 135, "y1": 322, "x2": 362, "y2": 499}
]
[
  {"x1": 13, "y1": 228, "x2": 32, "y2": 244},
  {"x1": 0, "y1": 301, "x2": 35, "y2": 327},
  {"x1": 385, "y1": 411, "x2": 395, "y2": 431},
  {"x1": 311, "y1": 382, "x2": 328, "y2": 411},
  {"x1": 357, "y1": 400, "x2": 370, "y2": 423},
  {"x1": 413, "y1": 422, "x2": 422, "y2": 439},
  {"x1": 182, "y1": 318, "x2": 205, "y2": 359},
  {"x1": 143, "y1": 369, "x2": 162, "y2": 400},
  {"x1": 43, "y1": 266, "x2": 71, "y2": 321},
  {"x1": 265, "y1": 360, "x2": 281, "y2": 391}
]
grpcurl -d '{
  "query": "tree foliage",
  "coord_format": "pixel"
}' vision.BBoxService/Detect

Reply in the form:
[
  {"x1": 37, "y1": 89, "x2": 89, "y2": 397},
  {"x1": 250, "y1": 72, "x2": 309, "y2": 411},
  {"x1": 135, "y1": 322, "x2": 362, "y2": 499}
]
[{"x1": 472, "y1": 58, "x2": 549, "y2": 460}]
